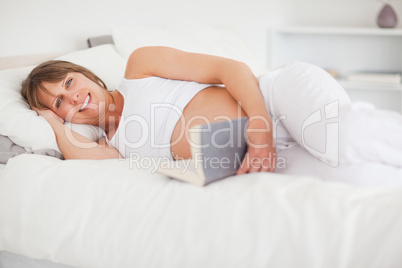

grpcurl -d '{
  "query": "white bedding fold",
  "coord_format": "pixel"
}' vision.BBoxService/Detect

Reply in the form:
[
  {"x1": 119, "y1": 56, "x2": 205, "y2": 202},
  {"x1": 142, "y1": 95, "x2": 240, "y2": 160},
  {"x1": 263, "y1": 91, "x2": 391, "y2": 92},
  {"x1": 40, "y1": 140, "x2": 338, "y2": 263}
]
[
  {"x1": 339, "y1": 102, "x2": 402, "y2": 167},
  {"x1": 1, "y1": 155, "x2": 402, "y2": 268}
]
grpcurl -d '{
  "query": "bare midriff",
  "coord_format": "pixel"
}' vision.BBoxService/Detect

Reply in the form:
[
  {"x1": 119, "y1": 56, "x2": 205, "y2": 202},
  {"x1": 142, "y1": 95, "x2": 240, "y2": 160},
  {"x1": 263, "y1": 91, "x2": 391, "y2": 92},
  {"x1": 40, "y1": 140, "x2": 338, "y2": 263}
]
[{"x1": 170, "y1": 86, "x2": 247, "y2": 160}]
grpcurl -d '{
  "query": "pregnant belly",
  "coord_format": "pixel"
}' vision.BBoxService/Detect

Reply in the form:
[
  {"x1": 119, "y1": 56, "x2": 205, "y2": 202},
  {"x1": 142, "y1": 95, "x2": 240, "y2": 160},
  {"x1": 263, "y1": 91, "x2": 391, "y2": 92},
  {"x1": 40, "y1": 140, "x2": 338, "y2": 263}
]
[{"x1": 170, "y1": 86, "x2": 247, "y2": 160}]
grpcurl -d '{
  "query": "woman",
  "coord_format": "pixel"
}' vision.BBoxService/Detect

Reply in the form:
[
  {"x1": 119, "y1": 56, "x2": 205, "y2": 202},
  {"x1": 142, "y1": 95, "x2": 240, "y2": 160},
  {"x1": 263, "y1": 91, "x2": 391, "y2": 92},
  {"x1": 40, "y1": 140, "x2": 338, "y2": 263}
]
[{"x1": 21, "y1": 46, "x2": 350, "y2": 174}]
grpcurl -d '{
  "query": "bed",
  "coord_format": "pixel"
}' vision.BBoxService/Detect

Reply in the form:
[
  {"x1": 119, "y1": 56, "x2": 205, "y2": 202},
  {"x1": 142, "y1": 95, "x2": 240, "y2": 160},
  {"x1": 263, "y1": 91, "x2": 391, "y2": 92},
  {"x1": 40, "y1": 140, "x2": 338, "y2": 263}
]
[{"x1": 1, "y1": 24, "x2": 402, "y2": 268}]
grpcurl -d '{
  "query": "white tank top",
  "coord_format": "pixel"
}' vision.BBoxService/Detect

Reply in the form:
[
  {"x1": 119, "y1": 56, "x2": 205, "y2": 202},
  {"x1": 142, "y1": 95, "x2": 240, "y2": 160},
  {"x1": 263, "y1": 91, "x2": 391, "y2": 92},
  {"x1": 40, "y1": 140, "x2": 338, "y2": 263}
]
[{"x1": 106, "y1": 77, "x2": 213, "y2": 160}]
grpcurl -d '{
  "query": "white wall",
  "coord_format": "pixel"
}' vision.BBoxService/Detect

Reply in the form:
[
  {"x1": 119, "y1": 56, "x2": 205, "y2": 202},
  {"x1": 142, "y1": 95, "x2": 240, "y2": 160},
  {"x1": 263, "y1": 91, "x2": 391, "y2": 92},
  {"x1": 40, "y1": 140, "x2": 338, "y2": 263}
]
[{"x1": 0, "y1": 0, "x2": 400, "y2": 68}]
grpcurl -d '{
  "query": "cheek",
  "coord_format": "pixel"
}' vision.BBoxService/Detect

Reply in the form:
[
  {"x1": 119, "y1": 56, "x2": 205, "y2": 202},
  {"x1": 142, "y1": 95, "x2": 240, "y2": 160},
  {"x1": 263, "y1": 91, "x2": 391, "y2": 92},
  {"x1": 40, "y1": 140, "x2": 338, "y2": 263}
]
[{"x1": 57, "y1": 105, "x2": 76, "y2": 121}]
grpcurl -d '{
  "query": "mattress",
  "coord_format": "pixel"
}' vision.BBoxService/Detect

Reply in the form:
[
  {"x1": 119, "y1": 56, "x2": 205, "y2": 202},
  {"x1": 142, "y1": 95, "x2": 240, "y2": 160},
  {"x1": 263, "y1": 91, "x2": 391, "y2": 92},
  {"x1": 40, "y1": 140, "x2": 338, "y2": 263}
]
[
  {"x1": 0, "y1": 163, "x2": 69, "y2": 268},
  {"x1": 1, "y1": 150, "x2": 402, "y2": 268}
]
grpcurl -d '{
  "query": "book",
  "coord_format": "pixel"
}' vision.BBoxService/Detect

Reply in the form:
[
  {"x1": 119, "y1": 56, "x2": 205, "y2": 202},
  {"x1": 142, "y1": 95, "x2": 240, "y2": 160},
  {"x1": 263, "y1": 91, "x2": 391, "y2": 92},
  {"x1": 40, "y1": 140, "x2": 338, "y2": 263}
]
[
  {"x1": 156, "y1": 117, "x2": 249, "y2": 186},
  {"x1": 345, "y1": 71, "x2": 401, "y2": 84}
]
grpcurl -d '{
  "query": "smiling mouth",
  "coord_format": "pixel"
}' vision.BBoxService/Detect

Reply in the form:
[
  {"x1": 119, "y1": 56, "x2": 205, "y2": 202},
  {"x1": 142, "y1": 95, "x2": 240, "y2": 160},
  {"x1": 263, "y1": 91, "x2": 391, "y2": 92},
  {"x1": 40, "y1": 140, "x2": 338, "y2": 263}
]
[{"x1": 79, "y1": 94, "x2": 90, "y2": 112}]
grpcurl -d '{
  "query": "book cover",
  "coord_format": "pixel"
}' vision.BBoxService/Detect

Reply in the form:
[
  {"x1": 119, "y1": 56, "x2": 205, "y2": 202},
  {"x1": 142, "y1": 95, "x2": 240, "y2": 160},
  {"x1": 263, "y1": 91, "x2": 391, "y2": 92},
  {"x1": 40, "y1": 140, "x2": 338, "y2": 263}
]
[{"x1": 156, "y1": 117, "x2": 249, "y2": 186}]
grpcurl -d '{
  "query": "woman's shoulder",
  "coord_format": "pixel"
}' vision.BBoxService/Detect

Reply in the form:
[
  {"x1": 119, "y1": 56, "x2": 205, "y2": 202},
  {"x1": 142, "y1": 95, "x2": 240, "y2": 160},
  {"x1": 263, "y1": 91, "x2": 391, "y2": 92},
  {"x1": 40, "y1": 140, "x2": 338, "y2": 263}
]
[
  {"x1": 123, "y1": 47, "x2": 161, "y2": 80},
  {"x1": 117, "y1": 76, "x2": 166, "y2": 98}
]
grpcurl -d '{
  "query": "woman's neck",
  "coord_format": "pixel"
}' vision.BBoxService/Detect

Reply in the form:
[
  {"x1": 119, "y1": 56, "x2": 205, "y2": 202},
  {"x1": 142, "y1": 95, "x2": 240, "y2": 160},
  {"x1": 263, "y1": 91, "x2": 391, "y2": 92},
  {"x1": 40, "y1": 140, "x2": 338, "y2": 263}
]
[{"x1": 102, "y1": 90, "x2": 124, "y2": 134}]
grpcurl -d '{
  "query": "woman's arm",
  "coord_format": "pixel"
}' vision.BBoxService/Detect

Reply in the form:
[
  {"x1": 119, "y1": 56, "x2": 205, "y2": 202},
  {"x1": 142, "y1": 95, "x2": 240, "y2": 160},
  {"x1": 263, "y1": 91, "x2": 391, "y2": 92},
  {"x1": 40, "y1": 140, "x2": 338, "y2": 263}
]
[
  {"x1": 35, "y1": 109, "x2": 122, "y2": 160},
  {"x1": 126, "y1": 46, "x2": 276, "y2": 173}
]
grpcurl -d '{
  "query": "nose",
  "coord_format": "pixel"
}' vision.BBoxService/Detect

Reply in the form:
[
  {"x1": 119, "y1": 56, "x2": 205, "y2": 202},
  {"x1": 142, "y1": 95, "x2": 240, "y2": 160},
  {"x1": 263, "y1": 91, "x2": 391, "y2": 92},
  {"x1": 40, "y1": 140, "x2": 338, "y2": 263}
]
[{"x1": 67, "y1": 89, "x2": 80, "y2": 104}]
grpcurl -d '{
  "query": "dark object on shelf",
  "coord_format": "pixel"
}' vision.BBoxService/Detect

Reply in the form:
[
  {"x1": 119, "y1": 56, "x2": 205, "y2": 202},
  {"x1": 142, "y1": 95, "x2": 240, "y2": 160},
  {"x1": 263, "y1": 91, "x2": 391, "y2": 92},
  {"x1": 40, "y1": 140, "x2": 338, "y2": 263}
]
[{"x1": 377, "y1": 4, "x2": 398, "y2": 28}]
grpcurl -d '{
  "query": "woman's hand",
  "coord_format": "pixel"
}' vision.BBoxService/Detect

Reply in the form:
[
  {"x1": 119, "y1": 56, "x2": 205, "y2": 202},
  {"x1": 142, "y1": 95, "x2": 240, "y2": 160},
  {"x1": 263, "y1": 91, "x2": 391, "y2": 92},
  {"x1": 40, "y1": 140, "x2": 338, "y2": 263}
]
[
  {"x1": 32, "y1": 107, "x2": 64, "y2": 125},
  {"x1": 236, "y1": 117, "x2": 276, "y2": 174}
]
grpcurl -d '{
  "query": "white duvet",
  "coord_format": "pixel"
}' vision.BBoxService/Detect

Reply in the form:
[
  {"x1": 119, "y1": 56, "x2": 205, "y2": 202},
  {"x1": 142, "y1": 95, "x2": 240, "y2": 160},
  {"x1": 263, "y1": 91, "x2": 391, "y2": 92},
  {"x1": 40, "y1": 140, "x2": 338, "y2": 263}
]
[{"x1": 1, "y1": 154, "x2": 402, "y2": 268}]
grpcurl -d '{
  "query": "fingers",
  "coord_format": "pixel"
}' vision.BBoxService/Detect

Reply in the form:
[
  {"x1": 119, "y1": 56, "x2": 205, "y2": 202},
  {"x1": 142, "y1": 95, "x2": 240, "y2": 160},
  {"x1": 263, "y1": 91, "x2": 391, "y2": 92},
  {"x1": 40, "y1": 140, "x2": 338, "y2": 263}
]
[
  {"x1": 30, "y1": 106, "x2": 48, "y2": 117},
  {"x1": 236, "y1": 153, "x2": 251, "y2": 175},
  {"x1": 236, "y1": 150, "x2": 277, "y2": 175},
  {"x1": 31, "y1": 107, "x2": 65, "y2": 124},
  {"x1": 260, "y1": 154, "x2": 276, "y2": 173},
  {"x1": 29, "y1": 105, "x2": 39, "y2": 115}
]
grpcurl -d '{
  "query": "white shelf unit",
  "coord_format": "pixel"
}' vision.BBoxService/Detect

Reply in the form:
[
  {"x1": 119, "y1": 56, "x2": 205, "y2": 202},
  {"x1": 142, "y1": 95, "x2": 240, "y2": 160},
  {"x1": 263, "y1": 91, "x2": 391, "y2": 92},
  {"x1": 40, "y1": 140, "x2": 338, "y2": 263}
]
[{"x1": 268, "y1": 26, "x2": 402, "y2": 113}]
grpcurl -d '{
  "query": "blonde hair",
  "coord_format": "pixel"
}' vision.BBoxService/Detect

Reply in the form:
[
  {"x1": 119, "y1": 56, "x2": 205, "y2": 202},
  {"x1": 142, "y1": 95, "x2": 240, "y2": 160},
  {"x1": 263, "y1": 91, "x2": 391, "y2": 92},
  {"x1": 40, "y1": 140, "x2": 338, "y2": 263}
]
[{"x1": 21, "y1": 60, "x2": 108, "y2": 109}]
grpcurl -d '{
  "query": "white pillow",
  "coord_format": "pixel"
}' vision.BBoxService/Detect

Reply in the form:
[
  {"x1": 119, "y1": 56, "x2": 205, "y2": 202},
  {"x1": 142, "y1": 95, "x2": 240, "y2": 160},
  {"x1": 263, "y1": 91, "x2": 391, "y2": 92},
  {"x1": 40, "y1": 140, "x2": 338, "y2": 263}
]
[
  {"x1": 0, "y1": 44, "x2": 126, "y2": 152},
  {"x1": 112, "y1": 23, "x2": 264, "y2": 75}
]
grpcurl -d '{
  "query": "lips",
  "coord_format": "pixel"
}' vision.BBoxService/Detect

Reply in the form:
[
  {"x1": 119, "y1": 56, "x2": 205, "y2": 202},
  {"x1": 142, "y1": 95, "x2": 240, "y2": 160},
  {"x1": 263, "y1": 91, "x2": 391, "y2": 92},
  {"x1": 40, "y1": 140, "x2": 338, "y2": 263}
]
[{"x1": 79, "y1": 94, "x2": 90, "y2": 112}]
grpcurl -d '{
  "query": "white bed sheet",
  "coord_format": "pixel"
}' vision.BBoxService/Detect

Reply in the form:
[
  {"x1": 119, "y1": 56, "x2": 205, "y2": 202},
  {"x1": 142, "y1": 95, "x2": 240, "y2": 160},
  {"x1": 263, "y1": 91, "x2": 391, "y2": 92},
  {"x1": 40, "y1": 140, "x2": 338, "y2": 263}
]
[
  {"x1": 1, "y1": 153, "x2": 402, "y2": 268},
  {"x1": 0, "y1": 250, "x2": 76, "y2": 268},
  {"x1": 278, "y1": 145, "x2": 402, "y2": 188},
  {"x1": 0, "y1": 164, "x2": 74, "y2": 268}
]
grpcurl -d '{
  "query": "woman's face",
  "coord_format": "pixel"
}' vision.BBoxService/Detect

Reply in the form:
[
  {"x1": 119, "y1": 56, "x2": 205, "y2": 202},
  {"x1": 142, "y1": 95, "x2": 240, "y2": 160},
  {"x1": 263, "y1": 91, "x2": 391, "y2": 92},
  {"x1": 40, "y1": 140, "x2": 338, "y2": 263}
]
[{"x1": 38, "y1": 72, "x2": 109, "y2": 125}]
